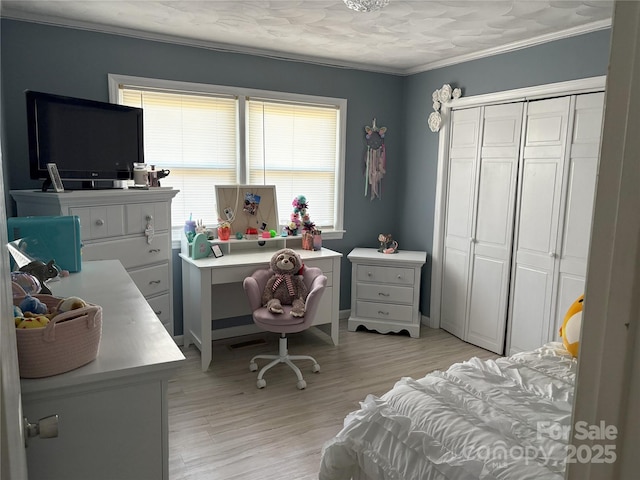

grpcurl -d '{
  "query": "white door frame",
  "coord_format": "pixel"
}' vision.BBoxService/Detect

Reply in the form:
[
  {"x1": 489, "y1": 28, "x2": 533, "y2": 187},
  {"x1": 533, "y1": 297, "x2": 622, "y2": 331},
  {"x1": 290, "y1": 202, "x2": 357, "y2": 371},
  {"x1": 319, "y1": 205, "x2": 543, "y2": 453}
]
[
  {"x1": 430, "y1": 76, "x2": 606, "y2": 329},
  {"x1": 568, "y1": 1, "x2": 640, "y2": 477}
]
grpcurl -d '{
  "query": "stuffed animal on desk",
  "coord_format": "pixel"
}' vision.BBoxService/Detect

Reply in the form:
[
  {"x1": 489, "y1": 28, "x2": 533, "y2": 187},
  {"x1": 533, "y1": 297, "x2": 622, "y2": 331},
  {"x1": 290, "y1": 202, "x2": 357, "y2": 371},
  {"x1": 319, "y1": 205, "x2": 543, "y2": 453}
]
[
  {"x1": 261, "y1": 248, "x2": 308, "y2": 317},
  {"x1": 19, "y1": 260, "x2": 59, "y2": 295}
]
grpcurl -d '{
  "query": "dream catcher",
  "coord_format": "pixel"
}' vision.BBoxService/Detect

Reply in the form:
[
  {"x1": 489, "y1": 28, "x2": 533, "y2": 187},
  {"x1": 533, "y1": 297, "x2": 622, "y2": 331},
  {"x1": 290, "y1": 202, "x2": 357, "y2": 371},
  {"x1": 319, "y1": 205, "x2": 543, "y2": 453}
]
[{"x1": 364, "y1": 118, "x2": 387, "y2": 200}]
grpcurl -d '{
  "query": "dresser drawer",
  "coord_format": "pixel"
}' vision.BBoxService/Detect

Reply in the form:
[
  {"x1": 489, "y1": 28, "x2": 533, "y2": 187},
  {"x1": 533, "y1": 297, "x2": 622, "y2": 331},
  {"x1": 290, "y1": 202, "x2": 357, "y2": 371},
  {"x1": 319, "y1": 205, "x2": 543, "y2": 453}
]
[
  {"x1": 356, "y1": 282, "x2": 414, "y2": 304},
  {"x1": 146, "y1": 294, "x2": 171, "y2": 332},
  {"x1": 82, "y1": 232, "x2": 170, "y2": 269},
  {"x1": 356, "y1": 265, "x2": 415, "y2": 286},
  {"x1": 126, "y1": 202, "x2": 170, "y2": 234},
  {"x1": 129, "y1": 264, "x2": 170, "y2": 297},
  {"x1": 356, "y1": 301, "x2": 414, "y2": 323},
  {"x1": 70, "y1": 205, "x2": 125, "y2": 240}
]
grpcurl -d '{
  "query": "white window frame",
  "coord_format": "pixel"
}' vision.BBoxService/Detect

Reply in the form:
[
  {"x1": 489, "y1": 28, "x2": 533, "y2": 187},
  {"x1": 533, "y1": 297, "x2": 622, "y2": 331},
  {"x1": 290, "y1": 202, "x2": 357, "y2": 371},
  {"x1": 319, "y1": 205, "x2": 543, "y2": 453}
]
[{"x1": 107, "y1": 74, "x2": 346, "y2": 241}]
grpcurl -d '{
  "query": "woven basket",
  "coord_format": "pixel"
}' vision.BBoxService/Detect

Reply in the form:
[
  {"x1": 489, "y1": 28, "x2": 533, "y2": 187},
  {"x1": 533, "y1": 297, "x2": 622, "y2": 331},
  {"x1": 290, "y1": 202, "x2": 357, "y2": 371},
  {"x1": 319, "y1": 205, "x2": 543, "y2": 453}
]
[{"x1": 13, "y1": 294, "x2": 102, "y2": 378}]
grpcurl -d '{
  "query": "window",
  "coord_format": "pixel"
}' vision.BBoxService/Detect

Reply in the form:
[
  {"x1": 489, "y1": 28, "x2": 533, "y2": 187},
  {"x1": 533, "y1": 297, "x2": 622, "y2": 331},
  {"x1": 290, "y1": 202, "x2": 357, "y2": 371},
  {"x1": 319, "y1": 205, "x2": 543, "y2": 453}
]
[{"x1": 108, "y1": 75, "x2": 346, "y2": 239}]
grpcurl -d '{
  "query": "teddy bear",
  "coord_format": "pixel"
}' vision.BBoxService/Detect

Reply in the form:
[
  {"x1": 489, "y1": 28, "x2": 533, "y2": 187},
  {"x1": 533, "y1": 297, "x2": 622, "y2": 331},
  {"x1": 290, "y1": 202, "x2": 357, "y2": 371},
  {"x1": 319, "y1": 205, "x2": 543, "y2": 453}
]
[{"x1": 262, "y1": 248, "x2": 308, "y2": 317}]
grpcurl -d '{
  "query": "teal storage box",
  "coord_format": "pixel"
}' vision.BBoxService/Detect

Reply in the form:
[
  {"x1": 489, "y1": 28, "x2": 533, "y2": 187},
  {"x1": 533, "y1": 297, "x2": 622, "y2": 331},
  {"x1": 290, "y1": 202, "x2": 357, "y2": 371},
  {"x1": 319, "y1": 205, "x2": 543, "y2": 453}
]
[{"x1": 7, "y1": 216, "x2": 82, "y2": 272}]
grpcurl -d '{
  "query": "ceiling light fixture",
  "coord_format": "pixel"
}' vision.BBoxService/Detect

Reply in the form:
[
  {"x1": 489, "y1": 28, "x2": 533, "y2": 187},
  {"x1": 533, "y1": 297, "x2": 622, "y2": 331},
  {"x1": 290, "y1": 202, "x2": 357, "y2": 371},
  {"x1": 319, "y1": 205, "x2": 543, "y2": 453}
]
[{"x1": 343, "y1": 0, "x2": 390, "y2": 13}]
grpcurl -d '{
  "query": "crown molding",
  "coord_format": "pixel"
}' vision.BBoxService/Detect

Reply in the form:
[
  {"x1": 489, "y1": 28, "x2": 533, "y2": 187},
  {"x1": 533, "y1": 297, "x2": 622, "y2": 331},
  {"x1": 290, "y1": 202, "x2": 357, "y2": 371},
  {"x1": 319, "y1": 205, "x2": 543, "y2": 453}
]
[
  {"x1": 1, "y1": 12, "x2": 611, "y2": 76},
  {"x1": 404, "y1": 19, "x2": 612, "y2": 75}
]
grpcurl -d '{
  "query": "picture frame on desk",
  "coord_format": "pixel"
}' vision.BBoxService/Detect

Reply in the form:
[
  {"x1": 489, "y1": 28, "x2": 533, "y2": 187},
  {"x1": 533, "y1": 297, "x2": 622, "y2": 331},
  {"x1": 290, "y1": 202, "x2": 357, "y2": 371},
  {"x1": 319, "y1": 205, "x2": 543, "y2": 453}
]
[{"x1": 211, "y1": 244, "x2": 224, "y2": 258}]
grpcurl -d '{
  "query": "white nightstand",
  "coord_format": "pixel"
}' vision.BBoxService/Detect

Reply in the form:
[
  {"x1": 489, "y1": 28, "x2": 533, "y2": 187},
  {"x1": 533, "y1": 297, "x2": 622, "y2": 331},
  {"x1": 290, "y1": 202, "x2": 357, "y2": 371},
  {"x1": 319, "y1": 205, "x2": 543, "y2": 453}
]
[{"x1": 348, "y1": 248, "x2": 427, "y2": 338}]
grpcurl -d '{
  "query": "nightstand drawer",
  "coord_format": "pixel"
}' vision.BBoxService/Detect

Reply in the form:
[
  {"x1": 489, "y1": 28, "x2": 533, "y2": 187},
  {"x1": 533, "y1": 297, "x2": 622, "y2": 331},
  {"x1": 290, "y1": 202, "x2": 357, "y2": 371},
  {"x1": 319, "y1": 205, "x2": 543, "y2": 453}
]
[
  {"x1": 356, "y1": 282, "x2": 414, "y2": 304},
  {"x1": 356, "y1": 265, "x2": 415, "y2": 285},
  {"x1": 356, "y1": 301, "x2": 413, "y2": 323},
  {"x1": 129, "y1": 264, "x2": 170, "y2": 297},
  {"x1": 82, "y1": 232, "x2": 170, "y2": 268}
]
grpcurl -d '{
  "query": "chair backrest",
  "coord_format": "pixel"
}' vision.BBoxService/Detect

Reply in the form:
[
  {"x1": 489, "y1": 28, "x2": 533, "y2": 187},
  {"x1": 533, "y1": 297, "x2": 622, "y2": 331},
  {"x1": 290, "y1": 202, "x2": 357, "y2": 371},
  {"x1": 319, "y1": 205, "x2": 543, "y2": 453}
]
[{"x1": 243, "y1": 265, "x2": 327, "y2": 325}]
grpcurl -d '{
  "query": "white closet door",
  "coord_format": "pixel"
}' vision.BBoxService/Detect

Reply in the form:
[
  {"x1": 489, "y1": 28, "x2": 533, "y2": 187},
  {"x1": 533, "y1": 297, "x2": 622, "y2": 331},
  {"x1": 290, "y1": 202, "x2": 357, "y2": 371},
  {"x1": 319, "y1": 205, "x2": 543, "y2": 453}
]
[
  {"x1": 440, "y1": 107, "x2": 481, "y2": 339},
  {"x1": 552, "y1": 92, "x2": 604, "y2": 339},
  {"x1": 466, "y1": 103, "x2": 523, "y2": 353},
  {"x1": 508, "y1": 97, "x2": 571, "y2": 354}
]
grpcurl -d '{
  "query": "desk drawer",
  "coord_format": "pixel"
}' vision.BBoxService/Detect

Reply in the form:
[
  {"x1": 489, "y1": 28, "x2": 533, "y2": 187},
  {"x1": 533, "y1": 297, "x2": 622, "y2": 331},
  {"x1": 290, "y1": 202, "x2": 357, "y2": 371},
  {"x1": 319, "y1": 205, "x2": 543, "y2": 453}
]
[
  {"x1": 356, "y1": 282, "x2": 414, "y2": 304},
  {"x1": 305, "y1": 258, "x2": 334, "y2": 274},
  {"x1": 82, "y1": 233, "x2": 170, "y2": 269},
  {"x1": 356, "y1": 265, "x2": 414, "y2": 286},
  {"x1": 129, "y1": 264, "x2": 170, "y2": 297},
  {"x1": 356, "y1": 301, "x2": 413, "y2": 323}
]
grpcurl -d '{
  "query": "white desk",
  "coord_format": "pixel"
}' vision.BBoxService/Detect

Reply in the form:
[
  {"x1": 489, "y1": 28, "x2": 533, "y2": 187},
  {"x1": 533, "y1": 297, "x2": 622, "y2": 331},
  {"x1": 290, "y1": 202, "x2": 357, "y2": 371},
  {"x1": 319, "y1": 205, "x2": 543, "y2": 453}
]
[
  {"x1": 180, "y1": 245, "x2": 342, "y2": 371},
  {"x1": 21, "y1": 260, "x2": 185, "y2": 480}
]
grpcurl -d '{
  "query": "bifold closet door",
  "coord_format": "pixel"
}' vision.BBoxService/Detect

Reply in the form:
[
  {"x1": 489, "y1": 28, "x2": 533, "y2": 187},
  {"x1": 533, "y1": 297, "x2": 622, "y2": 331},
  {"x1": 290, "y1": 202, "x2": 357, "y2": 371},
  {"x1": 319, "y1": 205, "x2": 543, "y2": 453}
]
[
  {"x1": 441, "y1": 103, "x2": 523, "y2": 354},
  {"x1": 440, "y1": 107, "x2": 481, "y2": 340},
  {"x1": 551, "y1": 92, "x2": 604, "y2": 338},
  {"x1": 507, "y1": 93, "x2": 604, "y2": 354},
  {"x1": 465, "y1": 103, "x2": 523, "y2": 353}
]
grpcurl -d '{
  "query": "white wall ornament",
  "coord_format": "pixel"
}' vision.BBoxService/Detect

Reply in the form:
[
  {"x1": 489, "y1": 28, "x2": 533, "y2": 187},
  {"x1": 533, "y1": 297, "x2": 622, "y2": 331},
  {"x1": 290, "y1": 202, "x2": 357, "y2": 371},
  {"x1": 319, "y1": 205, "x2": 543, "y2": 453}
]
[{"x1": 428, "y1": 84, "x2": 462, "y2": 132}]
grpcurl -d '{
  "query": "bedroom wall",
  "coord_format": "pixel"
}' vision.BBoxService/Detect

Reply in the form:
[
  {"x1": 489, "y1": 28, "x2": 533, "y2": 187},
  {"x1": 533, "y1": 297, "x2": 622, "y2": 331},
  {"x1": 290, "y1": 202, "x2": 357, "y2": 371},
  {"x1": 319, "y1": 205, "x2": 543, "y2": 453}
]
[
  {"x1": 0, "y1": 19, "x2": 613, "y2": 335},
  {"x1": 0, "y1": 18, "x2": 405, "y2": 333},
  {"x1": 399, "y1": 28, "x2": 612, "y2": 319}
]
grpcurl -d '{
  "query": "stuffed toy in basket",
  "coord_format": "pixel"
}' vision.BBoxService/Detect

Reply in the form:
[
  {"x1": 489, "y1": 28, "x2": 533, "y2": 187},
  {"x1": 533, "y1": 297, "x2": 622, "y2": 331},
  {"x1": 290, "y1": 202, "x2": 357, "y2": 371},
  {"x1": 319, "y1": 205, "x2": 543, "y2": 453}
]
[{"x1": 13, "y1": 292, "x2": 102, "y2": 378}]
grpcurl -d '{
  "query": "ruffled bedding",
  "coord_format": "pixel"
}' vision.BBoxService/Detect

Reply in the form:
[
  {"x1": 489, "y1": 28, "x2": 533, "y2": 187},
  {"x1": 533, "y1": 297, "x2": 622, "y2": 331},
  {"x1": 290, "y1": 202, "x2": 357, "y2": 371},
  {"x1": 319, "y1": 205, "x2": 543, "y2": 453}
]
[{"x1": 320, "y1": 343, "x2": 576, "y2": 480}]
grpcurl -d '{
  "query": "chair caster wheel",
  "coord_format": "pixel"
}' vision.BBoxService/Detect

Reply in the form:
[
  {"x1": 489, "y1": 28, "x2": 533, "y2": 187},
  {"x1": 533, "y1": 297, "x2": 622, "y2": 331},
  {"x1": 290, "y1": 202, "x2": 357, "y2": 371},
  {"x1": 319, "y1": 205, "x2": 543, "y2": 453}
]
[
  {"x1": 257, "y1": 379, "x2": 266, "y2": 389},
  {"x1": 312, "y1": 364, "x2": 321, "y2": 373},
  {"x1": 249, "y1": 362, "x2": 258, "y2": 372},
  {"x1": 296, "y1": 380, "x2": 307, "y2": 390}
]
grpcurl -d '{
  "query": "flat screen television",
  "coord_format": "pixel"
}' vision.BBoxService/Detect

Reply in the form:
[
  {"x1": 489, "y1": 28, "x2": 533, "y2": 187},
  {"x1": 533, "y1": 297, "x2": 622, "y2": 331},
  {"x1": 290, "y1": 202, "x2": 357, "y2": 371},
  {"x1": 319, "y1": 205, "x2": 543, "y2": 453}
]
[{"x1": 26, "y1": 90, "x2": 143, "y2": 190}]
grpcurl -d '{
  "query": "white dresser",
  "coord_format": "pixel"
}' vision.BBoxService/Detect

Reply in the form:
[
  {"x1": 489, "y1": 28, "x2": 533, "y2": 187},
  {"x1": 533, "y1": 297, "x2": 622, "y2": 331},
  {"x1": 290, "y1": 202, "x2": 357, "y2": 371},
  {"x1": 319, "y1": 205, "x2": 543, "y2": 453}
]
[
  {"x1": 20, "y1": 260, "x2": 184, "y2": 480},
  {"x1": 348, "y1": 248, "x2": 427, "y2": 338},
  {"x1": 10, "y1": 188, "x2": 179, "y2": 335}
]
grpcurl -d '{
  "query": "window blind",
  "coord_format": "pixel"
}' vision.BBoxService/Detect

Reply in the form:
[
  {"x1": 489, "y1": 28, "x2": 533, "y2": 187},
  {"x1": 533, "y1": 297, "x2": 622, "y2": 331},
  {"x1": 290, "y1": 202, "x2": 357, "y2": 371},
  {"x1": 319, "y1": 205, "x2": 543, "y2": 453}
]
[
  {"x1": 247, "y1": 100, "x2": 338, "y2": 229},
  {"x1": 120, "y1": 89, "x2": 238, "y2": 228}
]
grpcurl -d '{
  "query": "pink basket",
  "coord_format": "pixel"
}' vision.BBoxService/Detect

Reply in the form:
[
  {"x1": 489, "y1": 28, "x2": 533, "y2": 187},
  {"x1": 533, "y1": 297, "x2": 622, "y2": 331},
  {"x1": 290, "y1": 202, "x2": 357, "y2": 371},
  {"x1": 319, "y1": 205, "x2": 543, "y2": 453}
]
[{"x1": 13, "y1": 294, "x2": 103, "y2": 378}]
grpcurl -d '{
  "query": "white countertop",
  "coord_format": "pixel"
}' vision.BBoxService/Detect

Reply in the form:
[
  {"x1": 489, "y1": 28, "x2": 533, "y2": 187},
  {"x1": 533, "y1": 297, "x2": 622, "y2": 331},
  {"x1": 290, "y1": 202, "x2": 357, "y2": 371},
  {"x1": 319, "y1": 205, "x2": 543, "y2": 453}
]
[
  {"x1": 20, "y1": 260, "x2": 185, "y2": 395},
  {"x1": 347, "y1": 247, "x2": 427, "y2": 265}
]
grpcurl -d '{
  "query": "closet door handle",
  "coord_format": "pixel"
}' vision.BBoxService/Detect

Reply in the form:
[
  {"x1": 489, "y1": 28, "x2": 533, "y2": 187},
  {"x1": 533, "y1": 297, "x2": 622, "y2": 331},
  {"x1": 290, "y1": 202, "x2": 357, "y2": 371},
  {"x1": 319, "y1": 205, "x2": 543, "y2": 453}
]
[{"x1": 549, "y1": 251, "x2": 557, "y2": 258}]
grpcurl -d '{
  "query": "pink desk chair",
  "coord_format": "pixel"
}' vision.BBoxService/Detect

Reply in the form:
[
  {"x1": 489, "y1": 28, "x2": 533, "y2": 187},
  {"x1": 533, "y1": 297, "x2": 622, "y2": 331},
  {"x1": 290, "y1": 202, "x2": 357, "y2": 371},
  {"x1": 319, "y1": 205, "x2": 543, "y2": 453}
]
[{"x1": 243, "y1": 266, "x2": 327, "y2": 389}]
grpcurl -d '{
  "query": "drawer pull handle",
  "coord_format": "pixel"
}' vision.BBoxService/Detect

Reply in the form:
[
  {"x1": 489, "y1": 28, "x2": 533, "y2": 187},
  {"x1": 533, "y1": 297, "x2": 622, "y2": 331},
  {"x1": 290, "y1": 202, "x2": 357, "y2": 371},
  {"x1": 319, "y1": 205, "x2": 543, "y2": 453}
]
[
  {"x1": 378, "y1": 310, "x2": 389, "y2": 316},
  {"x1": 149, "y1": 248, "x2": 161, "y2": 253},
  {"x1": 397, "y1": 275, "x2": 402, "y2": 279},
  {"x1": 367, "y1": 272, "x2": 372, "y2": 276},
  {"x1": 154, "y1": 310, "x2": 162, "y2": 315},
  {"x1": 146, "y1": 215, "x2": 153, "y2": 221},
  {"x1": 95, "y1": 219, "x2": 104, "y2": 226},
  {"x1": 149, "y1": 280, "x2": 161, "y2": 285},
  {"x1": 378, "y1": 292, "x2": 390, "y2": 297}
]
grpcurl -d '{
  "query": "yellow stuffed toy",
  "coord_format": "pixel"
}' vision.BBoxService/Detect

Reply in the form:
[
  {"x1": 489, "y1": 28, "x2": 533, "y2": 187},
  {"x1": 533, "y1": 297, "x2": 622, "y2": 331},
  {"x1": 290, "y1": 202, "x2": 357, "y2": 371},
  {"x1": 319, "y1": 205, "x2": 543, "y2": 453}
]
[{"x1": 559, "y1": 295, "x2": 584, "y2": 357}]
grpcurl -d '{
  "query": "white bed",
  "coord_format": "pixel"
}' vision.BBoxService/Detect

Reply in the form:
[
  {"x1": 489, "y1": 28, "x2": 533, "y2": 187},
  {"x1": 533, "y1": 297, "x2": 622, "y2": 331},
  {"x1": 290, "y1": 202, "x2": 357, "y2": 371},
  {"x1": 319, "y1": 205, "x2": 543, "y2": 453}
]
[{"x1": 320, "y1": 342, "x2": 576, "y2": 480}]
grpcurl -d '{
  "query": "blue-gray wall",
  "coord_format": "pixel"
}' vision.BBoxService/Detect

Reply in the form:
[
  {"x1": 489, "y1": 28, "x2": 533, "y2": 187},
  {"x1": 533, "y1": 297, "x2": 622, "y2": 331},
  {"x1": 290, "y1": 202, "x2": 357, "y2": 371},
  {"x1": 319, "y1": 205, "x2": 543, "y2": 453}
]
[
  {"x1": 1, "y1": 18, "x2": 611, "y2": 333},
  {"x1": 0, "y1": 19, "x2": 405, "y2": 335}
]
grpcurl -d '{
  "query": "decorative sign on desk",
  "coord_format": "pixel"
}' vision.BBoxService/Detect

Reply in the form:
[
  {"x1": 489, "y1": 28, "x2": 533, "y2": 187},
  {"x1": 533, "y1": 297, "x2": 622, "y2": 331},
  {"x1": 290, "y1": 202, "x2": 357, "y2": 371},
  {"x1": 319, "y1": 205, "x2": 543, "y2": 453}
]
[
  {"x1": 191, "y1": 233, "x2": 210, "y2": 259},
  {"x1": 215, "y1": 185, "x2": 279, "y2": 238}
]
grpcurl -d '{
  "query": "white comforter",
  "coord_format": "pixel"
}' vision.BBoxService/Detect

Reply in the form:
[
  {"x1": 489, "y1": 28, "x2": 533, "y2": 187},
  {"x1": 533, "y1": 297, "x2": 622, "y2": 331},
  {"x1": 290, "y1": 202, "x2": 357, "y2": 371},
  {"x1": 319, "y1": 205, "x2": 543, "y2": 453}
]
[{"x1": 320, "y1": 343, "x2": 576, "y2": 480}]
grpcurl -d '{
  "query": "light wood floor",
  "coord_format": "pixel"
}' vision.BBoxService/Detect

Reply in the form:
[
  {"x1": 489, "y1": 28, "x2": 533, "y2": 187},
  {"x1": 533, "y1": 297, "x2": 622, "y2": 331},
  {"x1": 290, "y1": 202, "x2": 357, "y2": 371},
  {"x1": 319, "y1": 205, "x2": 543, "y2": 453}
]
[{"x1": 168, "y1": 321, "x2": 500, "y2": 480}]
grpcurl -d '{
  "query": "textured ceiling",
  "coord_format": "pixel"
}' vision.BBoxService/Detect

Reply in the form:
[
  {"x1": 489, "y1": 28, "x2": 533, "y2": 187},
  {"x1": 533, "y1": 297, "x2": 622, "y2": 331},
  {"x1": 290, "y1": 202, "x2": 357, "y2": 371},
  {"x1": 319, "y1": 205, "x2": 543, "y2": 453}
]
[{"x1": 0, "y1": 1, "x2": 614, "y2": 74}]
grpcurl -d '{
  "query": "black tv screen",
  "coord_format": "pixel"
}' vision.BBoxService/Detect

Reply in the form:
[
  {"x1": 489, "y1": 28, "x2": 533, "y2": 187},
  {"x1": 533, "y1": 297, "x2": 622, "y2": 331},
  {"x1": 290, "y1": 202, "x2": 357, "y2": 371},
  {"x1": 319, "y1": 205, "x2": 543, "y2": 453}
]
[{"x1": 26, "y1": 90, "x2": 143, "y2": 184}]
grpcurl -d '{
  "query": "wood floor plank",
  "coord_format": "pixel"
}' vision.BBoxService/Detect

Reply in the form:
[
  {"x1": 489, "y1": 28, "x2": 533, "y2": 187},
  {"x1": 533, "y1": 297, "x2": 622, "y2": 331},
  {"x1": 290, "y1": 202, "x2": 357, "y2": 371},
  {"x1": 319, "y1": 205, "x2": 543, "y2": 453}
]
[{"x1": 168, "y1": 321, "x2": 500, "y2": 479}]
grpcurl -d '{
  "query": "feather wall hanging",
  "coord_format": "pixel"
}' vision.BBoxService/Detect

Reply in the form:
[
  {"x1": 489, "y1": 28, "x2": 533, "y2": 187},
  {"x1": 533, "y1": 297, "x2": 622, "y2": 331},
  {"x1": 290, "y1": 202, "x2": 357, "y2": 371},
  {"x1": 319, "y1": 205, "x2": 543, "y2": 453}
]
[{"x1": 364, "y1": 118, "x2": 387, "y2": 200}]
